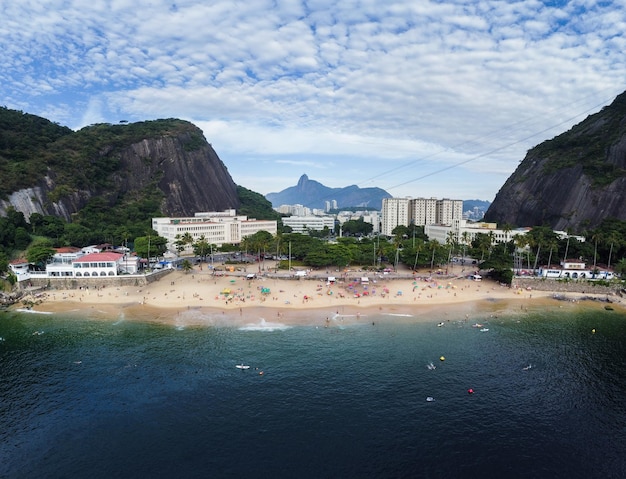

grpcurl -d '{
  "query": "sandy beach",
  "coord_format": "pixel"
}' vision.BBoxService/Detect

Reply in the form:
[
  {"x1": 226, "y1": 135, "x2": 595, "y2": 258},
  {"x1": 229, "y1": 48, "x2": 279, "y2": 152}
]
[{"x1": 16, "y1": 264, "x2": 624, "y2": 327}]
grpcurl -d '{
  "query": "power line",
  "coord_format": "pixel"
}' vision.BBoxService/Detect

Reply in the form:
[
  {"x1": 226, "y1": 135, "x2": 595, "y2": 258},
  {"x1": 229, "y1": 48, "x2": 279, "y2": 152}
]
[
  {"x1": 385, "y1": 96, "x2": 614, "y2": 191},
  {"x1": 358, "y1": 86, "x2": 621, "y2": 189}
]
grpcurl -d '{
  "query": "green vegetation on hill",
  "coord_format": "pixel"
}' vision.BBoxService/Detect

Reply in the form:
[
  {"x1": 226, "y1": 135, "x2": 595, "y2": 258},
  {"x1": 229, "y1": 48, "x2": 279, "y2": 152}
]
[
  {"x1": 236, "y1": 185, "x2": 281, "y2": 221},
  {"x1": 0, "y1": 111, "x2": 202, "y2": 199},
  {"x1": 47, "y1": 119, "x2": 200, "y2": 194},
  {"x1": 0, "y1": 108, "x2": 73, "y2": 197},
  {"x1": 531, "y1": 92, "x2": 626, "y2": 186}
]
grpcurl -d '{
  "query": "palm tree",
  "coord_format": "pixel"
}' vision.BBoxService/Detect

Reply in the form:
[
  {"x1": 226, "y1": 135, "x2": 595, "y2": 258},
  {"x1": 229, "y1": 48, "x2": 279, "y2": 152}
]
[
  {"x1": 513, "y1": 235, "x2": 528, "y2": 274},
  {"x1": 173, "y1": 234, "x2": 186, "y2": 254},
  {"x1": 429, "y1": 240, "x2": 440, "y2": 270},
  {"x1": 546, "y1": 238, "x2": 558, "y2": 270},
  {"x1": 562, "y1": 230, "x2": 572, "y2": 265},
  {"x1": 591, "y1": 231, "x2": 603, "y2": 277},
  {"x1": 182, "y1": 232, "x2": 193, "y2": 245},
  {"x1": 193, "y1": 235, "x2": 211, "y2": 262},
  {"x1": 606, "y1": 231, "x2": 621, "y2": 270},
  {"x1": 487, "y1": 231, "x2": 496, "y2": 259},
  {"x1": 531, "y1": 233, "x2": 544, "y2": 274},
  {"x1": 502, "y1": 223, "x2": 513, "y2": 252},
  {"x1": 446, "y1": 231, "x2": 456, "y2": 269},
  {"x1": 461, "y1": 231, "x2": 470, "y2": 263},
  {"x1": 413, "y1": 242, "x2": 423, "y2": 271},
  {"x1": 181, "y1": 259, "x2": 193, "y2": 274}
]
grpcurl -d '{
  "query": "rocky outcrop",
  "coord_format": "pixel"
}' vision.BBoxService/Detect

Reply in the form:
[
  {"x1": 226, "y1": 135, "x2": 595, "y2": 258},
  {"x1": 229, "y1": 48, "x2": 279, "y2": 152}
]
[
  {"x1": 485, "y1": 91, "x2": 626, "y2": 231},
  {"x1": 0, "y1": 122, "x2": 239, "y2": 220},
  {"x1": 111, "y1": 131, "x2": 239, "y2": 217}
]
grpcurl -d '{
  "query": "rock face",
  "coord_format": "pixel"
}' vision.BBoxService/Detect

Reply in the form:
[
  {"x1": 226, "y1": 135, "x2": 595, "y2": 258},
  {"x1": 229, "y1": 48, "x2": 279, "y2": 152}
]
[
  {"x1": 113, "y1": 132, "x2": 239, "y2": 217},
  {"x1": 0, "y1": 122, "x2": 239, "y2": 220},
  {"x1": 485, "y1": 91, "x2": 626, "y2": 231},
  {"x1": 266, "y1": 174, "x2": 391, "y2": 209}
]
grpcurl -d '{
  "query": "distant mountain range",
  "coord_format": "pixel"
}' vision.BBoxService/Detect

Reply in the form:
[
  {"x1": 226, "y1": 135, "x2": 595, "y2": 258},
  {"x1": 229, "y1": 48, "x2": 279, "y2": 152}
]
[
  {"x1": 266, "y1": 174, "x2": 490, "y2": 216},
  {"x1": 266, "y1": 174, "x2": 391, "y2": 210}
]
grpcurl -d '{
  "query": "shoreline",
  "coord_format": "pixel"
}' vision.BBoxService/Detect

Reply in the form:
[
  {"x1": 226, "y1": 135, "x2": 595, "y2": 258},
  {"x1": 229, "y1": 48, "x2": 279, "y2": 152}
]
[{"x1": 9, "y1": 268, "x2": 624, "y2": 327}]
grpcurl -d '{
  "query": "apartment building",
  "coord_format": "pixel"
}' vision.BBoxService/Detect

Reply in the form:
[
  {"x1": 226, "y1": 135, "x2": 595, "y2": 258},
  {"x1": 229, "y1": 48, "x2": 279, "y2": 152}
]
[
  {"x1": 381, "y1": 198, "x2": 411, "y2": 236},
  {"x1": 382, "y1": 197, "x2": 463, "y2": 236}
]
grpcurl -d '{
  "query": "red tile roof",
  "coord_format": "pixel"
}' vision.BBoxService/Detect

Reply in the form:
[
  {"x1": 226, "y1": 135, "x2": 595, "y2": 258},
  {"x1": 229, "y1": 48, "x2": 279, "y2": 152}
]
[
  {"x1": 55, "y1": 246, "x2": 81, "y2": 253},
  {"x1": 9, "y1": 258, "x2": 29, "y2": 265},
  {"x1": 73, "y1": 252, "x2": 124, "y2": 263}
]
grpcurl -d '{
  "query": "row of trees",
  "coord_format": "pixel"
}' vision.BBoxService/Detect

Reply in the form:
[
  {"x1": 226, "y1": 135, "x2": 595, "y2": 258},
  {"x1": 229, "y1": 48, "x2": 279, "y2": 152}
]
[{"x1": 4, "y1": 202, "x2": 626, "y2": 285}]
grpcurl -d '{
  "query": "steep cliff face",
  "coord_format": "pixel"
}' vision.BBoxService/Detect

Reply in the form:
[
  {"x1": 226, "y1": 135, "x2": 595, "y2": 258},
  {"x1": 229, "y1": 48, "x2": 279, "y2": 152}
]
[
  {"x1": 0, "y1": 121, "x2": 239, "y2": 220},
  {"x1": 112, "y1": 131, "x2": 239, "y2": 216},
  {"x1": 485, "y1": 91, "x2": 626, "y2": 231}
]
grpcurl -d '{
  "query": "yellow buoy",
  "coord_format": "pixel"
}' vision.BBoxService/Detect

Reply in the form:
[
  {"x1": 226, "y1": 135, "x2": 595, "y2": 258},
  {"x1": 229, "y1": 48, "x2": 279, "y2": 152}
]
[
  {"x1": 591, "y1": 329, "x2": 596, "y2": 334},
  {"x1": 439, "y1": 356, "x2": 445, "y2": 361}
]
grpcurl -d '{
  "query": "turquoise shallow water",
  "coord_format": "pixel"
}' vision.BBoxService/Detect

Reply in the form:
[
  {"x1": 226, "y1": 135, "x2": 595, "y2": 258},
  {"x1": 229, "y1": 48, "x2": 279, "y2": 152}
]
[{"x1": 1, "y1": 305, "x2": 626, "y2": 478}]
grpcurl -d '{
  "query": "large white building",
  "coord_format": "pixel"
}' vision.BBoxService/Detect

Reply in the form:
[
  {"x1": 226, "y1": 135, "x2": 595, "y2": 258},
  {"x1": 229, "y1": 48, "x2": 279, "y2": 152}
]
[
  {"x1": 152, "y1": 210, "x2": 278, "y2": 252},
  {"x1": 282, "y1": 215, "x2": 335, "y2": 234},
  {"x1": 382, "y1": 197, "x2": 463, "y2": 236},
  {"x1": 425, "y1": 219, "x2": 528, "y2": 245}
]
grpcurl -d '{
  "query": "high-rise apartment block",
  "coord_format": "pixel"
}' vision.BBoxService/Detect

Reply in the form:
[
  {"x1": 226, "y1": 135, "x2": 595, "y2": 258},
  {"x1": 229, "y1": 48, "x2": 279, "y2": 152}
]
[
  {"x1": 381, "y1": 198, "x2": 411, "y2": 236},
  {"x1": 381, "y1": 197, "x2": 463, "y2": 236}
]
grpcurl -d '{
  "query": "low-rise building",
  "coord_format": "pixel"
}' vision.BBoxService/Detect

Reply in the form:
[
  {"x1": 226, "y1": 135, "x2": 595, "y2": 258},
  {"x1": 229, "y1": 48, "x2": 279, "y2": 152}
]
[
  {"x1": 152, "y1": 210, "x2": 278, "y2": 252},
  {"x1": 538, "y1": 260, "x2": 614, "y2": 280},
  {"x1": 425, "y1": 219, "x2": 528, "y2": 245},
  {"x1": 282, "y1": 215, "x2": 335, "y2": 234},
  {"x1": 9, "y1": 259, "x2": 31, "y2": 282}
]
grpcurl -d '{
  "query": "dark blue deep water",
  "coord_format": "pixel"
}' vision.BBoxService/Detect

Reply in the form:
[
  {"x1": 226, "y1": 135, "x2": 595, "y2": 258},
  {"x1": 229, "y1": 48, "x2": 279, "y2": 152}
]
[{"x1": 1, "y1": 306, "x2": 626, "y2": 478}]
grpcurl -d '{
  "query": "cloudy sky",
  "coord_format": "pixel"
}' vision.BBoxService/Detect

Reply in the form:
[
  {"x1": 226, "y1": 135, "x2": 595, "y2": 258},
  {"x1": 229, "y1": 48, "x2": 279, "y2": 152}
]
[{"x1": 2, "y1": 1, "x2": 625, "y2": 201}]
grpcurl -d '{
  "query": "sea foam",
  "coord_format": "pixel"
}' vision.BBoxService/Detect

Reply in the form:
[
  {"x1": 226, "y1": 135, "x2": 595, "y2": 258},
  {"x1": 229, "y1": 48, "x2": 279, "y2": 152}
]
[{"x1": 238, "y1": 318, "x2": 291, "y2": 332}]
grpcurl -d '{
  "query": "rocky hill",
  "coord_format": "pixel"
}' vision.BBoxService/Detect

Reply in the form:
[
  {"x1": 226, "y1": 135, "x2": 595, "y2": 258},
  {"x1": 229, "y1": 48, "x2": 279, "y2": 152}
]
[
  {"x1": 266, "y1": 174, "x2": 391, "y2": 209},
  {"x1": 485, "y1": 91, "x2": 626, "y2": 231},
  {"x1": 0, "y1": 110, "x2": 239, "y2": 220}
]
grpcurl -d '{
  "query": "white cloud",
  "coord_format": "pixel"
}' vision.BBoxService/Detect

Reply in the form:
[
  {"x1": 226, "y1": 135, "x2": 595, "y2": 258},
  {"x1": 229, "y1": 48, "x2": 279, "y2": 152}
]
[{"x1": 1, "y1": 0, "x2": 625, "y2": 201}]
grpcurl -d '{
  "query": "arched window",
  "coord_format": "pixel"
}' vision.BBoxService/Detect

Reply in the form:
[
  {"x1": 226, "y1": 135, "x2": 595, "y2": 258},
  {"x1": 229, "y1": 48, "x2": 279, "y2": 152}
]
[
  {"x1": 84, "y1": 272, "x2": 90, "y2": 277},
  {"x1": 76, "y1": 272, "x2": 82, "y2": 277}
]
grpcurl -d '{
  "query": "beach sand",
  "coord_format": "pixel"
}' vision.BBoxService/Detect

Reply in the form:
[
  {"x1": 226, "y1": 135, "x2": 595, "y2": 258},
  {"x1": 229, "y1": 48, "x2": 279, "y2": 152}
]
[{"x1": 17, "y1": 265, "x2": 622, "y2": 327}]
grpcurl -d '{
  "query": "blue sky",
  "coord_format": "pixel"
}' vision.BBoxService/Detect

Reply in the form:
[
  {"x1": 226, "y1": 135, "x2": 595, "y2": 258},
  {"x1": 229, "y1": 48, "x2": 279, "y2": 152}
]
[{"x1": 2, "y1": 1, "x2": 625, "y2": 201}]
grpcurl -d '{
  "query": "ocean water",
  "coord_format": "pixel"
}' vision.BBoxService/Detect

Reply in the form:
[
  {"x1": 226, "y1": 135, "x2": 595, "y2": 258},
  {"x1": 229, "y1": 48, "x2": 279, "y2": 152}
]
[{"x1": 1, "y1": 305, "x2": 626, "y2": 479}]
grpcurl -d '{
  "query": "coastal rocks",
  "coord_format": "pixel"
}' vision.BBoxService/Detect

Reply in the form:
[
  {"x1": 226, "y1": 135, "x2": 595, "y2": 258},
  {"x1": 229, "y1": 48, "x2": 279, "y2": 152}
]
[{"x1": 0, "y1": 290, "x2": 24, "y2": 307}]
